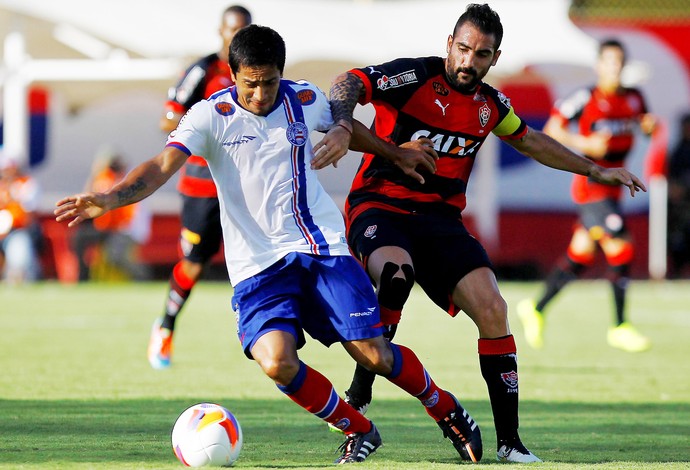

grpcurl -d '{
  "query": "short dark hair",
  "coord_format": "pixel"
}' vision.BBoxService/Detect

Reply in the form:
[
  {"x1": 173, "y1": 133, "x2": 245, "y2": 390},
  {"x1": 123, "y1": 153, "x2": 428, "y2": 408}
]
[
  {"x1": 453, "y1": 3, "x2": 503, "y2": 51},
  {"x1": 229, "y1": 25, "x2": 286, "y2": 74},
  {"x1": 224, "y1": 5, "x2": 252, "y2": 24},
  {"x1": 599, "y1": 38, "x2": 626, "y2": 62}
]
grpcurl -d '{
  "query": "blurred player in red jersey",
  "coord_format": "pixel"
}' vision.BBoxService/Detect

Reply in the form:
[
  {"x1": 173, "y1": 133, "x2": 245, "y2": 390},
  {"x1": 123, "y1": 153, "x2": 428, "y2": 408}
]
[
  {"x1": 148, "y1": 5, "x2": 252, "y2": 369},
  {"x1": 518, "y1": 39, "x2": 656, "y2": 353},
  {"x1": 323, "y1": 4, "x2": 646, "y2": 463}
]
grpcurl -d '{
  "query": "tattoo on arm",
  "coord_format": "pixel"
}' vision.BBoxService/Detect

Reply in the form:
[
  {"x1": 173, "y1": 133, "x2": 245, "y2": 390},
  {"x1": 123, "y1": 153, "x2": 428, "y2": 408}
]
[
  {"x1": 330, "y1": 73, "x2": 365, "y2": 125},
  {"x1": 116, "y1": 177, "x2": 147, "y2": 206}
]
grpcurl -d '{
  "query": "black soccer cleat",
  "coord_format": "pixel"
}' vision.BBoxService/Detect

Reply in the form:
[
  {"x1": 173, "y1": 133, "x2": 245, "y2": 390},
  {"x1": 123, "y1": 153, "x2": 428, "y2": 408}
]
[
  {"x1": 334, "y1": 422, "x2": 382, "y2": 464},
  {"x1": 436, "y1": 392, "x2": 483, "y2": 462}
]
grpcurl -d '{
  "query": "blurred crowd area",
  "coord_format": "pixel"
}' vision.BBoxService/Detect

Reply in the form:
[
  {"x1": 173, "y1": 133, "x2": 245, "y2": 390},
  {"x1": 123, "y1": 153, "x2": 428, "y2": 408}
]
[{"x1": 1, "y1": 146, "x2": 153, "y2": 284}]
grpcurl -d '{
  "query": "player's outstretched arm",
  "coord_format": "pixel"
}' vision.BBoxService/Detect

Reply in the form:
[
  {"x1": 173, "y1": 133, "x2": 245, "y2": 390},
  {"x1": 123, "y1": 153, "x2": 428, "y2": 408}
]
[
  {"x1": 587, "y1": 165, "x2": 647, "y2": 197},
  {"x1": 507, "y1": 126, "x2": 646, "y2": 197},
  {"x1": 55, "y1": 147, "x2": 188, "y2": 227}
]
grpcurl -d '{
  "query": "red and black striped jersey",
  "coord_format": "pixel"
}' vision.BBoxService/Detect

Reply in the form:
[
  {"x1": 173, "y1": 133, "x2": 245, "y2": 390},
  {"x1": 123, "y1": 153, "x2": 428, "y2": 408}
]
[
  {"x1": 550, "y1": 85, "x2": 649, "y2": 203},
  {"x1": 164, "y1": 53, "x2": 234, "y2": 198},
  {"x1": 346, "y1": 56, "x2": 526, "y2": 223}
]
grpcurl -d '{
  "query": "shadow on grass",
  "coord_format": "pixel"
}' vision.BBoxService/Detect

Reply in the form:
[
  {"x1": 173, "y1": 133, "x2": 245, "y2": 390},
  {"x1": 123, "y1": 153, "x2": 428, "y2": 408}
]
[{"x1": 1, "y1": 398, "x2": 688, "y2": 467}]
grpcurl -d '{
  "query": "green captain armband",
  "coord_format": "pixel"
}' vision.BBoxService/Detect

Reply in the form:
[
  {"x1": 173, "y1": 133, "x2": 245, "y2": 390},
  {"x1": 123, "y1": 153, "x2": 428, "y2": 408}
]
[{"x1": 493, "y1": 107, "x2": 523, "y2": 137}]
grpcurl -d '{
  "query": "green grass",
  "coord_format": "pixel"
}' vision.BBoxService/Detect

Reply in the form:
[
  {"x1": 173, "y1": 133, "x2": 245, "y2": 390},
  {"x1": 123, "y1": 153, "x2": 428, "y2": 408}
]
[{"x1": 1, "y1": 280, "x2": 689, "y2": 469}]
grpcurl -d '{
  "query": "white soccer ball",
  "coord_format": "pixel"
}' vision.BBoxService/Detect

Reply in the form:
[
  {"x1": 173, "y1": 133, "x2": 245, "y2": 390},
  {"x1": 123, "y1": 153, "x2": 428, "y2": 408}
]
[{"x1": 171, "y1": 403, "x2": 243, "y2": 467}]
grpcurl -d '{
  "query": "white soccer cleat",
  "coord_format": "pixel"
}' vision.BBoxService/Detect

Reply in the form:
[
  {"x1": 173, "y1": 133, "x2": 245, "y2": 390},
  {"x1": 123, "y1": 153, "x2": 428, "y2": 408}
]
[{"x1": 497, "y1": 444, "x2": 542, "y2": 463}]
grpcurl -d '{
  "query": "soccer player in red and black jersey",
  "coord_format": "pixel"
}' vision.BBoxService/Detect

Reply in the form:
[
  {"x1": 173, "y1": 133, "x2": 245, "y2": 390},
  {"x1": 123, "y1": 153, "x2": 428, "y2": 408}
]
[
  {"x1": 518, "y1": 39, "x2": 656, "y2": 353},
  {"x1": 323, "y1": 4, "x2": 645, "y2": 463},
  {"x1": 147, "y1": 5, "x2": 252, "y2": 369}
]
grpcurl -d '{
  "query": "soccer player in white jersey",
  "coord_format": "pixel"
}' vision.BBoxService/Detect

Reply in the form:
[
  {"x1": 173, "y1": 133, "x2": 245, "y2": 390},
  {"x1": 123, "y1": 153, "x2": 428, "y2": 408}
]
[{"x1": 55, "y1": 25, "x2": 483, "y2": 464}]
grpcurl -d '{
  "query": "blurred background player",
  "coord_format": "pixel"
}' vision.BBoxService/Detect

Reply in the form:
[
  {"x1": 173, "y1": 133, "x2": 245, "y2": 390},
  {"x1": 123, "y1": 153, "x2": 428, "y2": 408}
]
[
  {"x1": 0, "y1": 152, "x2": 43, "y2": 284},
  {"x1": 667, "y1": 112, "x2": 690, "y2": 278},
  {"x1": 518, "y1": 38, "x2": 656, "y2": 352},
  {"x1": 148, "y1": 5, "x2": 252, "y2": 369},
  {"x1": 70, "y1": 147, "x2": 150, "y2": 282}
]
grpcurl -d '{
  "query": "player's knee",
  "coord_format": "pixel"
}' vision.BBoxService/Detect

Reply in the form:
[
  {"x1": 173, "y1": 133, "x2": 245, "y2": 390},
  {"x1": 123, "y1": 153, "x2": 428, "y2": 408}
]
[
  {"x1": 604, "y1": 239, "x2": 634, "y2": 266},
  {"x1": 256, "y1": 355, "x2": 300, "y2": 386},
  {"x1": 377, "y1": 262, "x2": 414, "y2": 311},
  {"x1": 357, "y1": 341, "x2": 394, "y2": 376},
  {"x1": 486, "y1": 295, "x2": 508, "y2": 322},
  {"x1": 566, "y1": 246, "x2": 595, "y2": 269},
  {"x1": 474, "y1": 295, "x2": 508, "y2": 333}
]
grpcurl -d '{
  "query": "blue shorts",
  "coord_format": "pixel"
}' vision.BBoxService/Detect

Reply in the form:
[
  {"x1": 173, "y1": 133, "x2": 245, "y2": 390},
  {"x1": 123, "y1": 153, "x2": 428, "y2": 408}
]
[{"x1": 232, "y1": 253, "x2": 383, "y2": 359}]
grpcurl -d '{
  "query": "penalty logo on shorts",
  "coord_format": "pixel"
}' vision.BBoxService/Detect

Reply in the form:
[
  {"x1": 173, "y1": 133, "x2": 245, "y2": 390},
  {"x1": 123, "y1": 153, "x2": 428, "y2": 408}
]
[{"x1": 286, "y1": 122, "x2": 309, "y2": 147}]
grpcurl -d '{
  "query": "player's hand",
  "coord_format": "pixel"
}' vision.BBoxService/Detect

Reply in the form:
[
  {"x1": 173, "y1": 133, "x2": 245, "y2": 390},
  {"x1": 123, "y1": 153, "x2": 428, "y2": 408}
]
[
  {"x1": 54, "y1": 192, "x2": 110, "y2": 227},
  {"x1": 640, "y1": 113, "x2": 657, "y2": 136},
  {"x1": 311, "y1": 124, "x2": 352, "y2": 170},
  {"x1": 590, "y1": 167, "x2": 647, "y2": 197},
  {"x1": 394, "y1": 138, "x2": 438, "y2": 184}
]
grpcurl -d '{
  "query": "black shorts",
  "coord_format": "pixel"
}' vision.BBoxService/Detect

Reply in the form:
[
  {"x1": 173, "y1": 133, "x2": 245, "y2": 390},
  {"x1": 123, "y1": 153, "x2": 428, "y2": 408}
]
[
  {"x1": 577, "y1": 199, "x2": 627, "y2": 237},
  {"x1": 348, "y1": 208, "x2": 492, "y2": 314},
  {"x1": 179, "y1": 195, "x2": 223, "y2": 264}
]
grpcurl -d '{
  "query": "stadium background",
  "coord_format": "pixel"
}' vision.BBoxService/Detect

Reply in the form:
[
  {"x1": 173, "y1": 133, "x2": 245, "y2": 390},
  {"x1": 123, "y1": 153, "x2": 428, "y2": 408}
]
[{"x1": 1, "y1": 0, "x2": 688, "y2": 281}]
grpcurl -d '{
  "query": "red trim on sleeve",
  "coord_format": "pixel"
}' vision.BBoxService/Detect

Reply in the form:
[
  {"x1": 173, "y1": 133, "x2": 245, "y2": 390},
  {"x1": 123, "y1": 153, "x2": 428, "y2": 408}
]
[{"x1": 350, "y1": 69, "x2": 373, "y2": 104}]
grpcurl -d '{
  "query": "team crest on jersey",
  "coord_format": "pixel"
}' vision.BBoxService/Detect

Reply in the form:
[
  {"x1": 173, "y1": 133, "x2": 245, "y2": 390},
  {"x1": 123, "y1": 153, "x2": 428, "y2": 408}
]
[
  {"x1": 377, "y1": 70, "x2": 418, "y2": 91},
  {"x1": 433, "y1": 81, "x2": 449, "y2": 96},
  {"x1": 286, "y1": 122, "x2": 309, "y2": 146},
  {"x1": 297, "y1": 89, "x2": 317, "y2": 105},
  {"x1": 364, "y1": 224, "x2": 377, "y2": 238},
  {"x1": 479, "y1": 103, "x2": 491, "y2": 127},
  {"x1": 215, "y1": 102, "x2": 235, "y2": 116},
  {"x1": 501, "y1": 370, "x2": 519, "y2": 389}
]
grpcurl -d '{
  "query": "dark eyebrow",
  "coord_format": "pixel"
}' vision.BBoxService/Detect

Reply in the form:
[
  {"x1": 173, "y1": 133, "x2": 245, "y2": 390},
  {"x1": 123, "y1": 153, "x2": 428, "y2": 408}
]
[{"x1": 243, "y1": 76, "x2": 279, "y2": 85}]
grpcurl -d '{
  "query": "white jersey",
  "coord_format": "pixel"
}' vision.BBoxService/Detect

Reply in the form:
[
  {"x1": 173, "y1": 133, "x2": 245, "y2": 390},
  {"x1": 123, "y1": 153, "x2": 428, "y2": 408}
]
[{"x1": 167, "y1": 79, "x2": 351, "y2": 286}]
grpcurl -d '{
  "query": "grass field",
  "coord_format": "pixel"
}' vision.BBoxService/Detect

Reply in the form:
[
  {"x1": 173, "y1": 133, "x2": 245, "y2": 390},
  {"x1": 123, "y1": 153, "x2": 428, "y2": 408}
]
[{"x1": 1, "y1": 280, "x2": 689, "y2": 469}]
